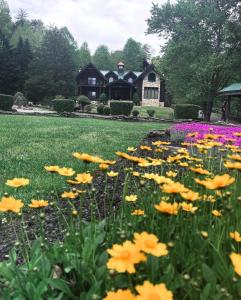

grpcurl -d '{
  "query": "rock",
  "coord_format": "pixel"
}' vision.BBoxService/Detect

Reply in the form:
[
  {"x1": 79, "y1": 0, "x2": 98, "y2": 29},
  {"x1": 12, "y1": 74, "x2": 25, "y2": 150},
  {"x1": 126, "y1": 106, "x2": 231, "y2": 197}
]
[{"x1": 147, "y1": 130, "x2": 167, "y2": 138}]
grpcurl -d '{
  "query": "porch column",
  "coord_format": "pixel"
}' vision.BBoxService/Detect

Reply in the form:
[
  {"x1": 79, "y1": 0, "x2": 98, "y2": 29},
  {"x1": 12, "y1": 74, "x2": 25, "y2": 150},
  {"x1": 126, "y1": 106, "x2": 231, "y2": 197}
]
[{"x1": 226, "y1": 96, "x2": 231, "y2": 122}]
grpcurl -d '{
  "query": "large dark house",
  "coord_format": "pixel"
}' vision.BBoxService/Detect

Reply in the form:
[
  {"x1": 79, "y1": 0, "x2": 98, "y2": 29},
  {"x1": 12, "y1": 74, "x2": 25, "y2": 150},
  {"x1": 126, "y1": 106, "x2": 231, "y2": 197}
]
[{"x1": 76, "y1": 61, "x2": 166, "y2": 106}]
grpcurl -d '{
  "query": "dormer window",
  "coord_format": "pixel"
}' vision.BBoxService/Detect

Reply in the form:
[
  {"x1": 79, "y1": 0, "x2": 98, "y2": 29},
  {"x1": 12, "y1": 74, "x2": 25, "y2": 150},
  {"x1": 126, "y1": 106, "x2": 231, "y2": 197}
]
[
  {"x1": 148, "y1": 73, "x2": 156, "y2": 82},
  {"x1": 128, "y1": 78, "x2": 133, "y2": 83},
  {"x1": 109, "y1": 77, "x2": 114, "y2": 83}
]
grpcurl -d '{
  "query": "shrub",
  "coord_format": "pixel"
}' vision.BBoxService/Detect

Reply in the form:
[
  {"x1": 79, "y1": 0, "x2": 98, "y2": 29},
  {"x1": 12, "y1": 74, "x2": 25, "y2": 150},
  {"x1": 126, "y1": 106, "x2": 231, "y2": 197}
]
[
  {"x1": 147, "y1": 109, "x2": 155, "y2": 117},
  {"x1": 85, "y1": 104, "x2": 92, "y2": 113},
  {"x1": 174, "y1": 104, "x2": 201, "y2": 119},
  {"x1": 99, "y1": 93, "x2": 108, "y2": 105},
  {"x1": 132, "y1": 92, "x2": 140, "y2": 106},
  {"x1": 110, "y1": 101, "x2": 133, "y2": 116},
  {"x1": 54, "y1": 95, "x2": 65, "y2": 100},
  {"x1": 97, "y1": 103, "x2": 105, "y2": 114},
  {"x1": 77, "y1": 95, "x2": 91, "y2": 112},
  {"x1": 103, "y1": 106, "x2": 111, "y2": 115},
  {"x1": 132, "y1": 109, "x2": 140, "y2": 117},
  {"x1": 0, "y1": 94, "x2": 14, "y2": 111},
  {"x1": 52, "y1": 99, "x2": 75, "y2": 113},
  {"x1": 13, "y1": 92, "x2": 27, "y2": 108}
]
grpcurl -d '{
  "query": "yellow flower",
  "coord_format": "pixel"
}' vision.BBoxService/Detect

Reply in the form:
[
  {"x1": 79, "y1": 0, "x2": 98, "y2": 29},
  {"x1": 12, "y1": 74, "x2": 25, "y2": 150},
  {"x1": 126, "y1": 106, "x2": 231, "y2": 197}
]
[
  {"x1": 212, "y1": 210, "x2": 222, "y2": 217},
  {"x1": 135, "y1": 281, "x2": 173, "y2": 300},
  {"x1": 154, "y1": 201, "x2": 179, "y2": 215},
  {"x1": 179, "y1": 162, "x2": 189, "y2": 167},
  {"x1": 166, "y1": 171, "x2": 177, "y2": 178},
  {"x1": 107, "y1": 240, "x2": 146, "y2": 273},
  {"x1": 57, "y1": 167, "x2": 75, "y2": 177},
  {"x1": 73, "y1": 152, "x2": 103, "y2": 163},
  {"x1": 233, "y1": 132, "x2": 241, "y2": 137},
  {"x1": 61, "y1": 191, "x2": 79, "y2": 199},
  {"x1": 230, "y1": 231, "x2": 241, "y2": 242},
  {"x1": 127, "y1": 147, "x2": 137, "y2": 152},
  {"x1": 162, "y1": 182, "x2": 188, "y2": 194},
  {"x1": 75, "y1": 173, "x2": 93, "y2": 184},
  {"x1": 140, "y1": 145, "x2": 152, "y2": 151},
  {"x1": 180, "y1": 202, "x2": 198, "y2": 213},
  {"x1": 107, "y1": 171, "x2": 119, "y2": 177},
  {"x1": 104, "y1": 289, "x2": 136, "y2": 300},
  {"x1": 200, "y1": 231, "x2": 208, "y2": 238},
  {"x1": 5, "y1": 178, "x2": 29, "y2": 188},
  {"x1": 125, "y1": 195, "x2": 138, "y2": 202},
  {"x1": 224, "y1": 161, "x2": 241, "y2": 170},
  {"x1": 195, "y1": 174, "x2": 235, "y2": 190},
  {"x1": 44, "y1": 165, "x2": 60, "y2": 173},
  {"x1": 131, "y1": 209, "x2": 144, "y2": 216},
  {"x1": 134, "y1": 232, "x2": 168, "y2": 257},
  {"x1": 29, "y1": 200, "x2": 48, "y2": 208},
  {"x1": 230, "y1": 253, "x2": 241, "y2": 276},
  {"x1": 189, "y1": 167, "x2": 210, "y2": 175},
  {"x1": 180, "y1": 190, "x2": 200, "y2": 201},
  {"x1": 99, "y1": 163, "x2": 109, "y2": 171},
  {"x1": 132, "y1": 171, "x2": 140, "y2": 177},
  {"x1": 228, "y1": 154, "x2": 241, "y2": 161},
  {"x1": 187, "y1": 132, "x2": 199, "y2": 138},
  {"x1": 0, "y1": 196, "x2": 24, "y2": 213}
]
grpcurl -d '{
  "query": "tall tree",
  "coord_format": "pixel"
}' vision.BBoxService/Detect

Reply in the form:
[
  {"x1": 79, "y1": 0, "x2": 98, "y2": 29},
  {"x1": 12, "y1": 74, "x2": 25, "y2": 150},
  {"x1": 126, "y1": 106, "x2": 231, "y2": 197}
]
[
  {"x1": 0, "y1": 0, "x2": 12, "y2": 38},
  {"x1": 93, "y1": 45, "x2": 112, "y2": 70},
  {"x1": 78, "y1": 42, "x2": 91, "y2": 68},
  {"x1": 123, "y1": 38, "x2": 145, "y2": 71},
  {"x1": 15, "y1": 9, "x2": 28, "y2": 26},
  {"x1": 111, "y1": 50, "x2": 124, "y2": 68},
  {"x1": 25, "y1": 27, "x2": 78, "y2": 102},
  {"x1": 147, "y1": 0, "x2": 241, "y2": 121}
]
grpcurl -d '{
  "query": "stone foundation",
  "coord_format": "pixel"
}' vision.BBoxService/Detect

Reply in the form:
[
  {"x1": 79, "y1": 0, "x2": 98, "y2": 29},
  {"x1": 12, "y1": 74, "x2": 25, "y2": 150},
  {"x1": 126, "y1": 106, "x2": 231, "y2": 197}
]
[{"x1": 142, "y1": 100, "x2": 164, "y2": 107}]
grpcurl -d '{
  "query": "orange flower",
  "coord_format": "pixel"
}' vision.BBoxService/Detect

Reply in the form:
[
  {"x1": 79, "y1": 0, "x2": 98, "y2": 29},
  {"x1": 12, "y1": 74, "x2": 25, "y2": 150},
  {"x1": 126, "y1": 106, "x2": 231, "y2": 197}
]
[
  {"x1": 0, "y1": 196, "x2": 24, "y2": 213},
  {"x1": 44, "y1": 165, "x2": 60, "y2": 173},
  {"x1": 99, "y1": 163, "x2": 109, "y2": 170},
  {"x1": 230, "y1": 231, "x2": 241, "y2": 242},
  {"x1": 224, "y1": 161, "x2": 241, "y2": 170},
  {"x1": 73, "y1": 152, "x2": 103, "y2": 163},
  {"x1": 161, "y1": 182, "x2": 188, "y2": 194},
  {"x1": 75, "y1": 173, "x2": 93, "y2": 184},
  {"x1": 140, "y1": 145, "x2": 152, "y2": 151},
  {"x1": 166, "y1": 171, "x2": 177, "y2": 178},
  {"x1": 29, "y1": 200, "x2": 48, "y2": 208},
  {"x1": 5, "y1": 178, "x2": 29, "y2": 188},
  {"x1": 228, "y1": 154, "x2": 241, "y2": 161},
  {"x1": 180, "y1": 202, "x2": 198, "y2": 213},
  {"x1": 131, "y1": 209, "x2": 144, "y2": 216},
  {"x1": 195, "y1": 174, "x2": 235, "y2": 190},
  {"x1": 125, "y1": 195, "x2": 138, "y2": 202},
  {"x1": 61, "y1": 191, "x2": 79, "y2": 199},
  {"x1": 230, "y1": 253, "x2": 241, "y2": 276},
  {"x1": 154, "y1": 201, "x2": 179, "y2": 215},
  {"x1": 107, "y1": 241, "x2": 146, "y2": 273},
  {"x1": 189, "y1": 167, "x2": 210, "y2": 175},
  {"x1": 134, "y1": 232, "x2": 168, "y2": 257},
  {"x1": 135, "y1": 281, "x2": 173, "y2": 300},
  {"x1": 212, "y1": 210, "x2": 222, "y2": 217},
  {"x1": 180, "y1": 190, "x2": 200, "y2": 201},
  {"x1": 57, "y1": 167, "x2": 75, "y2": 177},
  {"x1": 104, "y1": 289, "x2": 136, "y2": 300}
]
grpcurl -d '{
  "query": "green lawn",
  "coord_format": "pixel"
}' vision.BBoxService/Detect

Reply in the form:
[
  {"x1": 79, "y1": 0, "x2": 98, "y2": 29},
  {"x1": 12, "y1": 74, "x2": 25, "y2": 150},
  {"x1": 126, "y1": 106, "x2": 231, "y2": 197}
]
[
  {"x1": 0, "y1": 115, "x2": 168, "y2": 201},
  {"x1": 134, "y1": 106, "x2": 174, "y2": 119}
]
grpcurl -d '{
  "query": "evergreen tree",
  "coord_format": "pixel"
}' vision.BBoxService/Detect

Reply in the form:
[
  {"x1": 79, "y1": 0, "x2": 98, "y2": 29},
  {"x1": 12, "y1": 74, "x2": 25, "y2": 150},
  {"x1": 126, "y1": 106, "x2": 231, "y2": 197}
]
[
  {"x1": 0, "y1": 0, "x2": 12, "y2": 38},
  {"x1": 123, "y1": 38, "x2": 145, "y2": 71},
  {"x1": 93, "y1": 45, "x2": 112, "y2": 70},
  {"x1": 111, "y1": 50, "x2": 124, "y2": 68},
  {"x1": 25, "y1": 27, "x2": 78, "y2": 103},
  {"x1": 78, "y1": 42, "x2": 91, "y2": 68}
]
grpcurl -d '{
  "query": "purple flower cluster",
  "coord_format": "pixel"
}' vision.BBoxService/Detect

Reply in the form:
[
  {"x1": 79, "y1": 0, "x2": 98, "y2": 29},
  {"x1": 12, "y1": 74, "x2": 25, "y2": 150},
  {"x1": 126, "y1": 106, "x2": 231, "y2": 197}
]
[{"x1": 171, "y1": 122, "x2": 241, "y2": 146}]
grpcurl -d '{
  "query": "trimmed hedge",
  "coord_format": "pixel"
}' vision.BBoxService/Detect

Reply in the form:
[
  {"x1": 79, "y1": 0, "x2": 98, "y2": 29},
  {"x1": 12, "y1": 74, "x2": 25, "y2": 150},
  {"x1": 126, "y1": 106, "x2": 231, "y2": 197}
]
[
  {"x1": 97, "y1": 103, "x2": 105, "y2": 114},
  {"x1": 103, "y1": 106, "x2": 111, "y2": 115},
  {"x1": 132, "y1": 109, "x2": 139, "y2": 117},
  {"x1": 0, "y1": 94, "x2": 14, "y2": 111},
  {"x1": 110, "y1": 100, "x2": 133, "y2": 116},
  {"x1": 174, "y1": 104, "x2": 201, "y2": 119},
  {"x1": 52, "y1": 99, "x2": 75, "y2": 113}
]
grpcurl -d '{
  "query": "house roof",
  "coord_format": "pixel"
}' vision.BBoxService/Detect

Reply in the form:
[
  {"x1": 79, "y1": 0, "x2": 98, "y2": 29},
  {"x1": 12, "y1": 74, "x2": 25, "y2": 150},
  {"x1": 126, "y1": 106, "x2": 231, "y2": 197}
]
[
  {"x1": 218, "y1": 83, "x2": 241, "y2": 96},
  {"x1": 100, "y1": 70, "x2": 142, "y2": 80}
]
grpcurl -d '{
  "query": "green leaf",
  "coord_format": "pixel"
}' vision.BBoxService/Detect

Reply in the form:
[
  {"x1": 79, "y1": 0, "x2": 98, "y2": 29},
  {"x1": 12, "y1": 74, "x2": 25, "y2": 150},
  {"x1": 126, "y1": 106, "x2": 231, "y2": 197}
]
[
  {"x1": 47, "y1": 279, "x2": 77, "y2": 299},
  {"x1": 202, "y1": 263, "x2": 217, "y2": 286}
]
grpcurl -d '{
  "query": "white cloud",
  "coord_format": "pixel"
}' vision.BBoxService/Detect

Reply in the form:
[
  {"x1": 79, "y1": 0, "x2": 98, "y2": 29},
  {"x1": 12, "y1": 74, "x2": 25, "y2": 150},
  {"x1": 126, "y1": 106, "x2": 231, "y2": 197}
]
[{"x1": 7, "y1": 0, "x2": 167, "y2": 55}]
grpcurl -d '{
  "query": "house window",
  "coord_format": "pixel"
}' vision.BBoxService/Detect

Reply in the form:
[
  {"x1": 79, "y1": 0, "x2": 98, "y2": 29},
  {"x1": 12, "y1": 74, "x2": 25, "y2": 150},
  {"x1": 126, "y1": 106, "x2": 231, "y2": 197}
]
[
  {"x1": 88, "y1": 77, "x2": 97, "y2": 85},
  {"x1": 148, "y1": 73, "x2": 156, "y2": 82},
  {"x1": 144, "y1": 87, "x2": 159, "y2": 99},
  {"x1": 88, "y1": 91, "x2": 97, "y2": 99},
  {"x1": 109, "y1": 77, "x2": 114, "y2": 83},
  {"x1": 128, "y1": 78, "x2": 133, "y2": 83}
]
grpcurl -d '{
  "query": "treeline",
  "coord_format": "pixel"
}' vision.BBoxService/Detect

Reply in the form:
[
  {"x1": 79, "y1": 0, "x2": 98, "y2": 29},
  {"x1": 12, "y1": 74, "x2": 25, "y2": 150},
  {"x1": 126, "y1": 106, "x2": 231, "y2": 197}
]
[{"x1": 0, "y1": 0, "x2": 150, "y2": 103}]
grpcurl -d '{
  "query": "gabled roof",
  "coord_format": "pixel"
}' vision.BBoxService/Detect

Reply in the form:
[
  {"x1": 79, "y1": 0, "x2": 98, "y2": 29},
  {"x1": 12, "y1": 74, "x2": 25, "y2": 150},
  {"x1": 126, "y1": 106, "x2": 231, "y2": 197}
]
[
  {"x1": 106, "y1": 78, "x2": 135, "y2": 87},
  {"x1": 76, "y1": 63, "x2": 105, "y2": 81},
  {"x1": 136, "y1": 64, "x2": 160, "y2": 81},
  {"x1": 218, "y1": 83, "x2": 241, "y2": 96}
]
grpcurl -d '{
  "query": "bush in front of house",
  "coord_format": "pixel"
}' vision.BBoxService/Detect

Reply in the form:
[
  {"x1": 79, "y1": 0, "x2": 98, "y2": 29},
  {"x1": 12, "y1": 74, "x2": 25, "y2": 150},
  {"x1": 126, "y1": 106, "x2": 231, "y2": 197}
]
[
  {"x1": 110, "y1": 100, "x2": 133, "y2": 116},
  {"x1": 174, "y1": 104, "x2": 201, "y2": 119},
  {"x1": 99, "y1": 93, "x2": 108, "y2": 105},
  {"x1": 132, "y1": 109, "x2": 140, "y2": 117},
  {"x1": 84, "y1": 104, "x2": 92, "y2": 113},
  {"x1": 147, "y1": 109, "x2": 155, "y2": 117},
  {"x1": 13, "y1": 92, "x2": 27, "y2": 108},
  {"x1": 0, "y1": 93, "x2": 14, "y2": 111},
  {"x1": 132, "y1": 92, "x2": 140, "y2": 106},
  {"x1": 52, "y1": 99, "x2": 75, "y2": 113},
  {"x1": 77, "y1": 95, "x2": 91, "y2": 112},
  {"x1": 97, "y1": 103, "x2": 105, "y2": 114},
  {"x1": 103, "y1": 106, "x2": 111, "y2": 115}
]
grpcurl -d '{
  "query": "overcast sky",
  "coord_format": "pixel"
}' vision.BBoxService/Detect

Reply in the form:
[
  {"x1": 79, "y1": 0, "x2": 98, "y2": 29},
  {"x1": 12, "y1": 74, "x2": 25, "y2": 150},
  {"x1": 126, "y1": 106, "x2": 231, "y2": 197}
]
[{"x1": 7, "y1": 0, "x2": 167, "y2": 56}]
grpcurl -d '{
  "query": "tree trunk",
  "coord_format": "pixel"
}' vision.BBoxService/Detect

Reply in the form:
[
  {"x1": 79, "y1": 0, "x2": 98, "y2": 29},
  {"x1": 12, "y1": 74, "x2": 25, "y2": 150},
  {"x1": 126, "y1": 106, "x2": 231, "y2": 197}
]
[{"x1": 203, "y1": 93, "x2": 214, "y2": 122}]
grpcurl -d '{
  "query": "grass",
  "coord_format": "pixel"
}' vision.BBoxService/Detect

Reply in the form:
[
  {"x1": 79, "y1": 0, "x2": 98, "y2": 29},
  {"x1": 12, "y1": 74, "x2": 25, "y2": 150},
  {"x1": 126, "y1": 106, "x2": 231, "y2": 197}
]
[
  {"x1": 133, "y1": 106, "x2": 174, "y2": 119},
  {"x1": 0, "y1": 115, "x2": 168, "y2": 201}
]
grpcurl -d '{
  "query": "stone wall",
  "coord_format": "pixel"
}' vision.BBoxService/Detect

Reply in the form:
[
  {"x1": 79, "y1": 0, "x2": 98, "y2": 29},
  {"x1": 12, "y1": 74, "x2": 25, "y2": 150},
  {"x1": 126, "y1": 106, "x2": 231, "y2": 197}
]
[{"x1": 141, "y1": 72, "x2": 164, "y2": 107}]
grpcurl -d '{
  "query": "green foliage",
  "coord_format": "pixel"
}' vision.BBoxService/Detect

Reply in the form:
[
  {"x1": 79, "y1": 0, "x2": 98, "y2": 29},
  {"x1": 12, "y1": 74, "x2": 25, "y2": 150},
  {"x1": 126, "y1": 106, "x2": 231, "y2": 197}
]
[
  {"x1": 146, "y1": 109, "x2": 155, "y2": 117},
  {"x1": 13, "y1": 92, "x2": 27, "y2": 107},
  {"x1": 123, "y1": 38, "x2": 145, "y2": 71},
  {"x1": 84, "y1": 104, "x2": 92, "y2": 113},
  {"x1": 0, "y1": 93, "x2": 13, "y2": 110},
  {"x1": 132, "y1": 109, "x2": 140, "y2": 117},
  {"x1": 77, "y1": 95, "x2": 91, "y2": 112},
  {"x1": 97, "y1": 103, "x2": 105, "y2": 114},
  {"x1": 103, "y1": 106, "x2": 110, "y2": 115},
  {"x1": 0, "y1": 0, "x2": 12, "y2": 38},
  {"x1": 78, "y1": 42, "x2": 91, "y2": 68},
  {"x1": 52, "y1": 99, "x2": 75, "y2": 113},
  {"x1": 132, "y1": 92, "x2": 140, "y2": 105},
  {"x1": 99, "y1": 93, "x2": 108, "y2": 105},
  {"x1": 54, "y1": 95, "x2": 65, "y2": 100},
  {"x1": 93, "y1": 45, "x2": 113, "y2": 70},
  {"x1": 174, "y1": 104, "x2": 200, "y2": 119},
  {"x1": 110, "y1": 100, "x2": 133, "y2": 116}
]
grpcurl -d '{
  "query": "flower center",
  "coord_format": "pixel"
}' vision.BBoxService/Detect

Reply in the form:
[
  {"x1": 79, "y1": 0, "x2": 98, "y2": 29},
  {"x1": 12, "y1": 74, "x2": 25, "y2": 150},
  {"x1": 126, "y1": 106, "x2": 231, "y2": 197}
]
[
  {"x1": 144, "y1": 239, "x2": 156, "y2": 248},
  {"x1": 120, "y1": 250, "x2": 131, "y2": 260}
]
